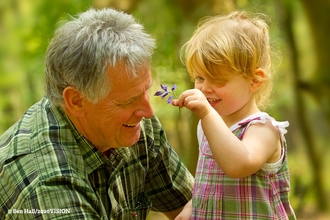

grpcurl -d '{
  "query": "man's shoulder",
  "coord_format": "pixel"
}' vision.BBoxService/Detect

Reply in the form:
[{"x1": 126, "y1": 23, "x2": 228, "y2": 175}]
[
  {"x1": 0, "y1": 97, "x2": 60, "y2": 155},
  {"x1": 0, "y1": 97, "x2": 86, "y2": 179},
  {"x1": 0, "y1": 98, "x2": 46, "y2": 157}
]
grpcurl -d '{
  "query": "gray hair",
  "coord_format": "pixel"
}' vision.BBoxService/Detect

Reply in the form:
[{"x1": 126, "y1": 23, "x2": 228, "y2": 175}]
[{"x1": 45, "y1": 8, "x2": 155, "y2": 106}]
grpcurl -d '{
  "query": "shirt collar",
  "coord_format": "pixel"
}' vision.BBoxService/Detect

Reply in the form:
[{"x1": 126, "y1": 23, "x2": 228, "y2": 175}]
[
  {"x1": 48, "y1": 98, "x2": 139, "y2": 176},
  {"x1": 49, "y1": 101, "x2": 108, "y2": 174}
]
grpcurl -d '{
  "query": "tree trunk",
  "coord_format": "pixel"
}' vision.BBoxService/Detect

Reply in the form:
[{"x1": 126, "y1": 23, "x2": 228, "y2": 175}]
[{"x1": 277, "y1": 0, "x2": 329, "y2": 212}]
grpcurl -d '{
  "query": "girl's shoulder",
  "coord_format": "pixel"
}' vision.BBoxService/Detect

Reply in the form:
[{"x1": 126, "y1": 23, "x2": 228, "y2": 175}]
[{"x1": 230, "y1": 112, "x2": 289, "y2": 139}]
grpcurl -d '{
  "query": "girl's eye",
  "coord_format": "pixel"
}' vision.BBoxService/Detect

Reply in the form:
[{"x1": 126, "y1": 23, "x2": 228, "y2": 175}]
[
  {"x1": 214, "y1": 78, "x2": 228, "y2": 86},
  {"x1": 195, "y1": 76, "x2": 204, "y2": 82}
]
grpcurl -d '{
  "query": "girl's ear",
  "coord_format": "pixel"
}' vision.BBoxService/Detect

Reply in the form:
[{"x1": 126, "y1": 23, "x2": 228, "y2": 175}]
[
  {"x1": 250, "y1": 68, "x2": 266, "y2": 92},
  {"x1": 62, "y1": 86, "x2": 85, "y2": 117}
]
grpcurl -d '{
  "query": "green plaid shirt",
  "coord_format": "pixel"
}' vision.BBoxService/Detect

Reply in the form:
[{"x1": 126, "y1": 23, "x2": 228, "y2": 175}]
[{"x1": 0, "y1": 96, "x2": 194, "y2": 219}]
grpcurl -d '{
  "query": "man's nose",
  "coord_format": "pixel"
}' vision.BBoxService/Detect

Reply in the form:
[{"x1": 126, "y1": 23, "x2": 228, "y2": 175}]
[{"x1": 136, "y1": 93, "x2": 154, "y2": 118}]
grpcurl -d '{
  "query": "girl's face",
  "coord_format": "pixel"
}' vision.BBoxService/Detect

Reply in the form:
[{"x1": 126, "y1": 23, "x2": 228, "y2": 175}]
[{"x1": 194, "y1": 67, "x2": 259, "y2": 123}]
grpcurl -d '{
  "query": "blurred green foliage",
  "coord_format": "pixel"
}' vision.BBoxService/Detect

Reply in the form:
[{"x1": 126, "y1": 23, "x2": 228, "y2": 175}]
[{"x1": 0, "y1": 0, "x2": 329, "y2": 218}]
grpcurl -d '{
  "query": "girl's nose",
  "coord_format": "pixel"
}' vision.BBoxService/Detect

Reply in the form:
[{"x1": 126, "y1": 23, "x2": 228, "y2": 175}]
[{"x1": 197, "y1": 80, "x2": 213, "y2": 94}]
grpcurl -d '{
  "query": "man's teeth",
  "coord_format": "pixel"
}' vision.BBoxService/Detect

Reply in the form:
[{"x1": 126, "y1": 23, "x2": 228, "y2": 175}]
[{"x1": 124, "y1": 123, "x2": 138, "y2": 127}]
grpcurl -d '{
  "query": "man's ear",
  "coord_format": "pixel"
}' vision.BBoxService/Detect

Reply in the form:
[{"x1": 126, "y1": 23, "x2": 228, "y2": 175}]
[
  {"x1": 63, "y1": 86, "x2": 85, "y2": 117},
  {"x1": 250, "y1": 68, "x2": 266, "y2": 92}
]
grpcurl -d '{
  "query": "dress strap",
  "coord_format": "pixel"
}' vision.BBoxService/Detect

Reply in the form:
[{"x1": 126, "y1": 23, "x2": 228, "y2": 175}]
[{"x1": 231, "y1": 112, "x2": 289, "y2": 140}]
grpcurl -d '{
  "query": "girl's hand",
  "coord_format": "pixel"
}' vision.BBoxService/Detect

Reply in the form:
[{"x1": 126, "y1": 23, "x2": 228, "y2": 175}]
[{"x1": 171, "y1": 89, "x2": 212, "y2": 119}]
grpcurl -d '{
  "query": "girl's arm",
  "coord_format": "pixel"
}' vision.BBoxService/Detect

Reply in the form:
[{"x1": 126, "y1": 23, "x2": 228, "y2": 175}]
[{"x1": 172, "y1": 89, "x2": 281, "y2": 178}]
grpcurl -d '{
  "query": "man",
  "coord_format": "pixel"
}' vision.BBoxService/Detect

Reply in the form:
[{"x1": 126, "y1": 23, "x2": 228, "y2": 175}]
[{"x1": 0, "y1": 8, "x2": 194, "y2": 219}]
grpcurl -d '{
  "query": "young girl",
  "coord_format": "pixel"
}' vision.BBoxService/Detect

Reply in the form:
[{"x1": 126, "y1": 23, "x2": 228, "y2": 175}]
[{"x1": 173, "y1": 11, "x2": 296, "y2": 219}]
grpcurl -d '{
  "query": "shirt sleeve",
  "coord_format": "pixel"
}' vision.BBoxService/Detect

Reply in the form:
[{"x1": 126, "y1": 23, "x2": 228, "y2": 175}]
[{"x1": 143, "y1": 116, "x2": 194, "y2": 212}]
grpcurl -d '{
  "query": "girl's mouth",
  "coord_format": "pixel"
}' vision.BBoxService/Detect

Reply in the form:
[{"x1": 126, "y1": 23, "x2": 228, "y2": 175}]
[{"x1": 207, "y1": 98, "x2": 221, "y2": 104}]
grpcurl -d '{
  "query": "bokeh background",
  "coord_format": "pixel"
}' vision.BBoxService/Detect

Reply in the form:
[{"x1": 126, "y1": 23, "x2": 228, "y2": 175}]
[{"x1": 1, "y1": 0, "x2": 329, "y2": 219}]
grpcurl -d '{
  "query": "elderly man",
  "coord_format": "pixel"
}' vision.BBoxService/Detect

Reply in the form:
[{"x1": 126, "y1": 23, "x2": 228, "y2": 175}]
[{"x1": 0, "y1": 8, "x2": 193, "y2": 219}]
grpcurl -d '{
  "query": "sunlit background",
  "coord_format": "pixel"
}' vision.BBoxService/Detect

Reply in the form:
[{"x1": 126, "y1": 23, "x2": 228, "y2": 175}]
[{"x1": 1, "y1": 0, "x2": 329, "y2": 219}]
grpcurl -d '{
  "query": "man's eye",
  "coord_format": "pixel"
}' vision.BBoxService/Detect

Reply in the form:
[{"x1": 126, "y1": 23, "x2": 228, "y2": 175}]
[{"x1": 116, "y1": 99, "x2": 134, "y2": 106}]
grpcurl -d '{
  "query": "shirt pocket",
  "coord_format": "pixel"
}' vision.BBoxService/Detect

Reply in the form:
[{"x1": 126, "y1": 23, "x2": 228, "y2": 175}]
[{"x1": 109, "y1": 191, "x2": 152, "y2": 220}]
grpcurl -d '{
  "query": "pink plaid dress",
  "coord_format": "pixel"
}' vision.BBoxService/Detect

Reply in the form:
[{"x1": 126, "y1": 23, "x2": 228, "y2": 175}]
[{"x1": 192, "y1": 112, "x2": 296, "y2": 219}]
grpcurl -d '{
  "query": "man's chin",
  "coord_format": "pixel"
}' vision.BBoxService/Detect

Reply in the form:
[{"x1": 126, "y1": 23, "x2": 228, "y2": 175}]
[{"x1": 118, "y1": 132, "x2": 141, "y2": 148}]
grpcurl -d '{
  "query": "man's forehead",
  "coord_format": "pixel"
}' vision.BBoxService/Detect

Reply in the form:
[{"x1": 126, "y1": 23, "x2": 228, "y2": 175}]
[
  {"x1": 106, "y1": 68, "x2": 151, "y2": 98},
  {"x1": 107, "y1": 61, "x2": 151, "y2": 80}
]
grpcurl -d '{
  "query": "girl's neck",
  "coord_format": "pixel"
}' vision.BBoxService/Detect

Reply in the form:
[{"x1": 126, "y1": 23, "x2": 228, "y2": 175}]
[{"x1": 221, "y1": 103, "x2": 260, "y2": 128}]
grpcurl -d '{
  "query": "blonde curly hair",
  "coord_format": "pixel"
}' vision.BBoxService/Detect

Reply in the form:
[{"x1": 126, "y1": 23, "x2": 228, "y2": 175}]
[{"x1": 181, "y1": 11, "x2": 273, "y2": 109}]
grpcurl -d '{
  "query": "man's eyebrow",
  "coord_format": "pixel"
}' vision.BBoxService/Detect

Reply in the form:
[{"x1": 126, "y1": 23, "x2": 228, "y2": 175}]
[
  {"x1": 120, "y1": 81, "x2": 153, "y2": 104},
  {"x1": 140, "y1": 81, "x2": 153, "y2": 97}
]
